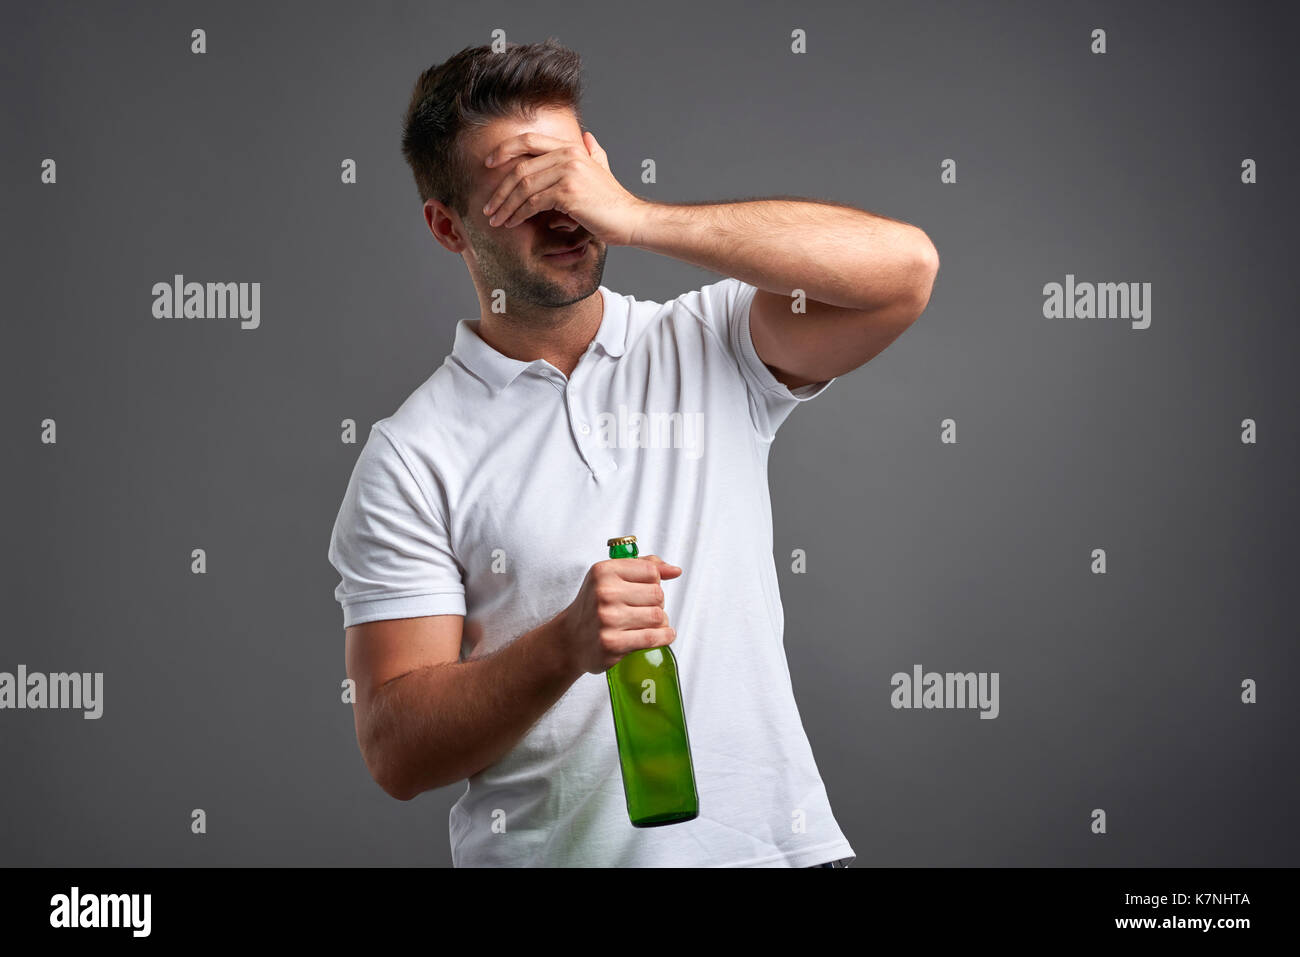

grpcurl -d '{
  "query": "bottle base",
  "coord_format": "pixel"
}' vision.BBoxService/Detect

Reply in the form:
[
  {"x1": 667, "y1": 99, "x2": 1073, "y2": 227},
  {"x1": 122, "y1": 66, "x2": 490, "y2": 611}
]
[{"x1": 630, "y1": 808, "x2": 699, "y2": 828}]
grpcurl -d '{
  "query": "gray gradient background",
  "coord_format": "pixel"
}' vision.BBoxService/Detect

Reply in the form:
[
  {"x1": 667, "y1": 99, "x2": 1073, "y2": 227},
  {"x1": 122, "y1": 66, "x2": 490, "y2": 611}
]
[{"x1": 4, "y1": 0, "x2": 1297, "y2": 866}]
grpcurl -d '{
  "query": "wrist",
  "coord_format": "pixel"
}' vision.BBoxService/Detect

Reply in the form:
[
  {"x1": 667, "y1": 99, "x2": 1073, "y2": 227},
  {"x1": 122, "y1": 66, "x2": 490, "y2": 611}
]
[
  {"x1": 543, "y1": 607, "x2": 583, "y2": 681},
  {"x1": 628, "y1": 198, "x2": 658, "y2": 249}
]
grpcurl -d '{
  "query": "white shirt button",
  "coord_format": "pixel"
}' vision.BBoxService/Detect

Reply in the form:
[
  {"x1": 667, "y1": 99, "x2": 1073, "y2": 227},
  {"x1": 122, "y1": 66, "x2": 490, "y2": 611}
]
[{"x1": 578, "y1": 422, "x2": 591, "y2": 435}]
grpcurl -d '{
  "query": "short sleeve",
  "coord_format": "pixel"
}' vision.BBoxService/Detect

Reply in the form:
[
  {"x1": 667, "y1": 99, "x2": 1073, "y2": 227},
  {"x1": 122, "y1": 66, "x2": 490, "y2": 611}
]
[
  {"x1": 686, "y1": 277, "x2": 836, "y2": 442},
  {"x1": 327, "y1": 424, "x2": 466, "y2": 628}
]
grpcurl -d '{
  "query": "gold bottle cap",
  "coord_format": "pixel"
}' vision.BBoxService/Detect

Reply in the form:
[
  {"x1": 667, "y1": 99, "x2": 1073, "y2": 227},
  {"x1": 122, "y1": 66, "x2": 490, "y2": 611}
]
[{"x1": 607, "y1": 535, "x2": 637, "y2": 547}]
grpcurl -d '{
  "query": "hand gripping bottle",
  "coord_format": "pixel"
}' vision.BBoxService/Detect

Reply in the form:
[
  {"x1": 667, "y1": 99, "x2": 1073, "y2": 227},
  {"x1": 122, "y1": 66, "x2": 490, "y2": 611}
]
[{"x1": 605, "y1": 535, "x2": 699, "y2": 826}]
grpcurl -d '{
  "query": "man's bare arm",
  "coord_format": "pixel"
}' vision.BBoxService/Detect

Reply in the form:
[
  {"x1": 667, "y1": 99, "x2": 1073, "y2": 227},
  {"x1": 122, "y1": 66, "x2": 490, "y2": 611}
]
[
  {"x1": 348, "y1": 613, "x2": 581, "y2": 799},
  {"x1": 346, "y1": 555, "x2": 681, "y2": 801},
  {"x1": 632, "y1": 198, "x2": 939, "y2": 389},
  {"x1": 474, "y1": 130, "x2": 938, "y2": 388}
]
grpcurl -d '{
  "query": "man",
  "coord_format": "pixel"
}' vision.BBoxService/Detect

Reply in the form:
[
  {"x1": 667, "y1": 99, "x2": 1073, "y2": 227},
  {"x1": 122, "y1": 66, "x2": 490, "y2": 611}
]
[{"x1": 328, "y1": 38, "x2": 938, "y2": 867}]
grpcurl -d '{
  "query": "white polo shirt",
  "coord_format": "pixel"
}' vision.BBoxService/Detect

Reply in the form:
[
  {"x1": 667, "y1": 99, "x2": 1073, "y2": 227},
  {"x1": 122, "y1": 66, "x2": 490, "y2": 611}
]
[{"x1": 328, "y1": 277, "x2": 855, "y2": 867}]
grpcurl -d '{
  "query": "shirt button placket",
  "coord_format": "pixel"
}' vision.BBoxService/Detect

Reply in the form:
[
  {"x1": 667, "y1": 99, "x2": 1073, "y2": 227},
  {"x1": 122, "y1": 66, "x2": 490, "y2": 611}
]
[
  {"x1": 567, "y1": 382, "x2": 615, "y2": 478},
  {"x1": 567, "y1": 392, "x2": 593, "y2": 473}
]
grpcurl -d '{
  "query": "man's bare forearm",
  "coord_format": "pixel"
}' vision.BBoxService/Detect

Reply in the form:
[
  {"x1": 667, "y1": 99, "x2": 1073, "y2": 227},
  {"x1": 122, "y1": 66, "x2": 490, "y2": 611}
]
[
  {"x1": 363, "y1": 613, "x2": 582, "y2": 800},
  {"x1": 630, "y1": 197, "x2": 936, "y2": 312}
]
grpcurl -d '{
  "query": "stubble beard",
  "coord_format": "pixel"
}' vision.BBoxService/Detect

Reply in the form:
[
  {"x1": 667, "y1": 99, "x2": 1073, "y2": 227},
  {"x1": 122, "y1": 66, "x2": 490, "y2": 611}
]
[{"x1": 463, "y1": 218, "x2": 607, "y2": 316}]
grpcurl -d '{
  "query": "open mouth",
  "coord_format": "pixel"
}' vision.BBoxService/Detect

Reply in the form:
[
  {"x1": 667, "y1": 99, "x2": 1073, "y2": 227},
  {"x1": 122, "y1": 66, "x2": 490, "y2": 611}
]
[{"x1": 543, "y1": 240, "x2": 590, "y2": 262}]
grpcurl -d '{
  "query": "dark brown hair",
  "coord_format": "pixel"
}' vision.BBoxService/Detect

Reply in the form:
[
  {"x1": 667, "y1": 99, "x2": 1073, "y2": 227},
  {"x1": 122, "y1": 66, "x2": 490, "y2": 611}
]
[{"x1": 401, "y1": 38, "x2": 584, "y2": 217}]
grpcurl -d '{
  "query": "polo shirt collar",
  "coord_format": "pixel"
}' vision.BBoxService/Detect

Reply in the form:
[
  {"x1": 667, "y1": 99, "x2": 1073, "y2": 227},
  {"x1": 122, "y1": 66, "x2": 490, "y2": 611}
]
[{"x1": 452, "y1": 286, "x2": 627, "y2": 394}]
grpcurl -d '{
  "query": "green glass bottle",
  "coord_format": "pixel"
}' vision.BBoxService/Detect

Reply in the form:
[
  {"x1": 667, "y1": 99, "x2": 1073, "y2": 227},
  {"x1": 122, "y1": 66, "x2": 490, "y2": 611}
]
[{"x1": 605, "y1": 535, "x2": 699, "y2": 827}]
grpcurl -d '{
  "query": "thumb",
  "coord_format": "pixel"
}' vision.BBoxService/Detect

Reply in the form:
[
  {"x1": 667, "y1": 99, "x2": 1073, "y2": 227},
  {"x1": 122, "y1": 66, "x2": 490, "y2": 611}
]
[
  {"x1": 583, "y1": 130, "x2": 610, "y2": 171},
  {"x1": 640, "y1": 554, "x2": 683, "y2": 579}
]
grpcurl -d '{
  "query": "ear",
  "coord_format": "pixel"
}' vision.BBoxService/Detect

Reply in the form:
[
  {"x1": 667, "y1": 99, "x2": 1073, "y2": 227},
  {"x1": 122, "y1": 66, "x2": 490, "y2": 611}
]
[{"x1": 424, "y1": 198, "x2": 469, "y2": 254}]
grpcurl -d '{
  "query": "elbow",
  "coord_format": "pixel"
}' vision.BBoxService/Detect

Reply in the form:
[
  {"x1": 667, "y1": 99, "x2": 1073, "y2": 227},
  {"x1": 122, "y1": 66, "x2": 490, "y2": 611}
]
[
  {"x1": 385, "y1": 784, "x2": 419, "y2": 803},
  {"x1": 909, "y1": 226, "x2": 939, "y2": 273},
  {"x1": 354, "y1": 680, "x2": 470, "y2": 799},
  {"x1": 910, "y1": 235, "x2": 940, "y2": 315},
  {"x1": 364, "y1": 742, "x2": 417, "y2": 802},
  {"x1": 358, "y1": 718, "x2": 420, "y2": 802},
  {"x1": 363, "y1": 730, "x2": 464, "y2": 800}
]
